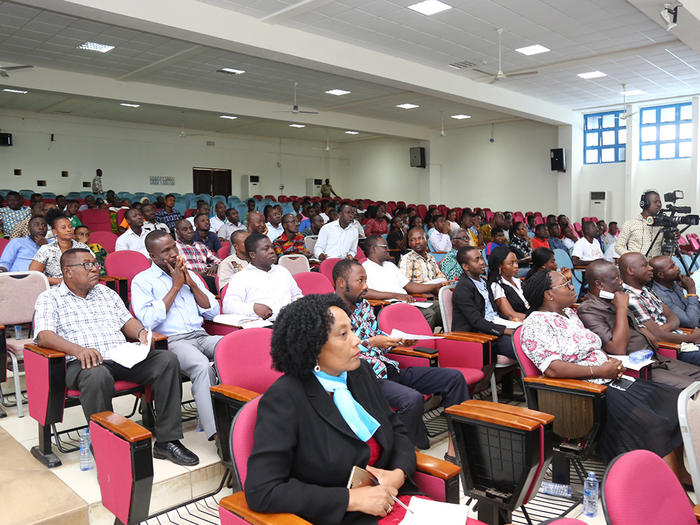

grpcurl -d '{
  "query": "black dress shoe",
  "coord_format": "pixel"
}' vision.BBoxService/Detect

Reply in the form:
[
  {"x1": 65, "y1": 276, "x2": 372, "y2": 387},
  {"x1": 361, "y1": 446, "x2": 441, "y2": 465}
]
[
  {"x1": 444, "y1": 453, "x2": 459, "y2": 465},
  {"x1": 153, "y1": 440, "x2": 200, "y2": 466}
]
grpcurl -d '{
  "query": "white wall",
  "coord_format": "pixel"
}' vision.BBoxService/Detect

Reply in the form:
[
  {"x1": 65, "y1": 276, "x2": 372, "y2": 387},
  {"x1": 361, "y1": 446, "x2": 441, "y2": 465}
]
[{"x1": 578, "y1": 163, "x2": 626, "y2": 222}]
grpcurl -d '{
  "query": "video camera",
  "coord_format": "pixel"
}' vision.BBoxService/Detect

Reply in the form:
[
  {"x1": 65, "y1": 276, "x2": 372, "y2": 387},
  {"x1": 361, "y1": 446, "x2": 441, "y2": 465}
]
[{"x1": 650, "y1": 190, "x2": 699, "y2": 228}]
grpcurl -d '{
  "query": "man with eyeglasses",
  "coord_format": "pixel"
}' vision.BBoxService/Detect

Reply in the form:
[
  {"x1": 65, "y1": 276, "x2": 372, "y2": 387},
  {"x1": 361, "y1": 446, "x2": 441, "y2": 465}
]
[
  {"x1": 578, "y1": 259, "x2": 700, "y2": 389},
  {"x1": 439, "y1": 229, "x2": 470, "y2": 281},
  {"x1": 272, "y1": 214, "x2": 311, "y2": 257},
  {"x1": 33, "y1": 248, "x2": 199, "y2": 466}
]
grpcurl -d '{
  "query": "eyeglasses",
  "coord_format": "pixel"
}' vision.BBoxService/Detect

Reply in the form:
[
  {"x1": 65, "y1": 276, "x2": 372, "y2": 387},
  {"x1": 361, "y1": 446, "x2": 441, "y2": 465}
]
[
  {"x1": 551, "y1": 279, "x2": 574, "y2": 290},
  {"x1": 66, "y1": 261, "x2": 101, "y2": 271},
  {"x1": 376, "y1": 244, "x2": 389, "y2": 249},
  {"x1": 453, "y1": 236, "x2": 468, "y2": 241}
]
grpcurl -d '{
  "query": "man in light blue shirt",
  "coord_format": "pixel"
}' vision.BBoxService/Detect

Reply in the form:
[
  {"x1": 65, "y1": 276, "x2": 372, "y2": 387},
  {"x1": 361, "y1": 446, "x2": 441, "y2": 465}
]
[
  {"x1": 131, "y1": 230, "x2": 222, "y2": 440},
  {"x1": 0, "y1": 216, "x2": 47, "y2": 272}
]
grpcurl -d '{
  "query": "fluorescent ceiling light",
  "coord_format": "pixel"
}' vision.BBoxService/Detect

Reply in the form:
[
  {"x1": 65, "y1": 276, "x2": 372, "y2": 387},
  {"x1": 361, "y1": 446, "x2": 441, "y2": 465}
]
[
  {"x1": 77, "y1": 41, "x2": 114, "y2": 53},
  {"x1": 119, "y1": 102, "x2": 140, "y2": 108},
  {"x1": 289, "y1": 124, "x2": 306, "y2": 128},
  {"x1": 450, "y1": 114, "x2": 471, "y2": 120},
  {"x1": 325, "y1": 89, "x2": 351, "y2": 96},
  {"x1": 515, "y1": 44, "x2": 550, "y2": 56},
  {"x1": 2, "y1": 88, "x2": 28, "y2": 94},
  {"x1": 408, "y1": 0, "x2": 452, "y2": 16},
  {"x1": 218, "y1": 67, "x2": 246, "y2": 75},
  {"x1": 345, "y1": 131, "x2": 359, "y2": 135},
  {"x1": 621, "y1": 89, "x2": 645, "y2": 96},
  {"x1": 219, "y1": 115, "x2": 238, "y2": 119},
  {"x1": 396, "y1": 103, "x2": 420, "y2": 109},
  {"x1": 577, "y1": 71, "x2": 606, "y2": 79}
]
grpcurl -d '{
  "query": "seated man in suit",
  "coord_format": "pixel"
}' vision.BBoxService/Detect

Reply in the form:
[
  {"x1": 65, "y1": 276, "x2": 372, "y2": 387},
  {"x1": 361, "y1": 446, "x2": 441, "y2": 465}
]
[
  {"x1": 578, "y1": 259, "x2": 700, "y2": 388},
  {"x1": 650, "y1": 255, "x2": 700, "y2": 329},
  {"x1": 217, "y1": 230, "x2": 249, "y2": 292},
  {"x1": 131, "y1": 230, "x2": 222, "y2": 443},
  {"x1": 333, "y1": 258, "x2": 468, "y2": 462},
  {"x1": 34, "y1": 247, "x2": 198, "y2": 465},
  {"x1": 222, "y1": 233, "x2": 302, "y2": 322},
  {"x1": 452, "y1": 246, "x2": 515, "y2": 358}
]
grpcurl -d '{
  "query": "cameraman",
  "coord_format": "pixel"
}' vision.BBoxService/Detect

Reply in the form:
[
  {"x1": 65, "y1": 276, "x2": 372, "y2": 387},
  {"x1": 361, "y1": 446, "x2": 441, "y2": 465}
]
[{"x1": 616, "y1": 191, "x2": 664, "y2": 258}]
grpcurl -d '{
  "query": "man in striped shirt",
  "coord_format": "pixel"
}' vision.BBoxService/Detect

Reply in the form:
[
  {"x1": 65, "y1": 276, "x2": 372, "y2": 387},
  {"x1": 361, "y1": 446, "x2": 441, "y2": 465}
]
[{"x1": 175, "y1": 219, "x2": 221, "y2": 293}]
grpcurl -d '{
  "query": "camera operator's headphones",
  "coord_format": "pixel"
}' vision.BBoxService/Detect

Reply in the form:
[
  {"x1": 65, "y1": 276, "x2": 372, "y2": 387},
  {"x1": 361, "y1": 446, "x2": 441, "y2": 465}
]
[{"x1": 640, "y1": 190, "x2": 658, "y2": 211}]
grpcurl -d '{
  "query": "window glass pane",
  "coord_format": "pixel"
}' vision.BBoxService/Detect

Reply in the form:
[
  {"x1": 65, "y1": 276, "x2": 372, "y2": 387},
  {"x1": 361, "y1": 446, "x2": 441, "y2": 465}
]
[
  {"x1": 618, "y1": 128, "x2": 627, "y2": 143},
  {"x1": 659, "y1": 142, "x2": 676, "y2": 158},
  {"x1": 585, "y1": 149, "x2": 599, "y2": 164},
  {"x1": 601, "y1": 148, "x2": 615, "y2": 162},
  {"x1": 586, "y1": 115, "x2": 599, "y2": 129},
  {"x1": 601, "y1": 113, "x2": 615, "y2": 128},
  {"x1": 641, "y1": 144, "x2": 656, "y2": 160},
  {"x1": 680, "y1": 122, "x2": 692, "y2": 139},
  {"x1": 641, "y1": 109, "x2": 656, "y2": 124},
  {"x1": 660, "y1": 106, "x2": 676, "y2": 122},
  {"x1": 679, "y1": 141, "x2": 692, "y2": 158},
  {"x1": 680, "y1": 104, "x2": 692, "y2": 121},
  {"x1": 641, "y1": 126, "x2": 657, "y2": 142},
  {"x1": 601, "y1": 130, "x2": 615, "y2": 145},
  {"x1": 660, "y1": 124, "x2": 676, "y2": 141},
  {"x1": 586, "y1": 132, "x2": 599, "y2": 147},
  {"x1": 618, "y1": 146, "x2": 626, "y2": 162}
]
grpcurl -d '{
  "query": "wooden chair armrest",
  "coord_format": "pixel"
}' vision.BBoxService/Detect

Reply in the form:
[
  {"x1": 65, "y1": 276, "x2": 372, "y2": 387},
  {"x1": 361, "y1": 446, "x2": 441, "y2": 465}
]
[
  {"x1": 24, "y1": 343, "x2": 66, "y2": 359},
  {"x1": 523, "y1": 376, "x2": 607, "y2": 394},
  {"x1": 461, "y1": 400, "x2": 555, "y2": 425},
  {"x1": 693, "y1": 503, "x2": 700, "y2": 522},
  {"x1": 442, "y1": 331, "x2": 498, "y2": 343},
  {"x1": 445, "y1": 403, "x2": 543, "y2": 431},
  {"x1": 152, "y1": 331, "x2": 167, "y2": 343},
  {"x1": 658, "y1": 341, "x2": 681, "y2": 350},
  {"x1": 219, "y1": 492, "x2": 312, "y2": 525},
  {"x1": 415, "y1": 451, "x2": 460, "y2": 480},
  {"x1": 410, "y1": 293, "x2": 432, "y2": 299},
  {"x1": 389, "y1": 346, "x2": 436, "y2": 359},
  {"x1": 680, "y1": 327, "x2": 693, "y2": 335},
  {"x1": 367, "y1": 299, "x2": 390, "y2": 307},
  {"x1": 210, "y1": 384, "x2": 259, "y2": 403},
  {"x1": 90, "y1": 411, "x2": 152, "y2": 442}
]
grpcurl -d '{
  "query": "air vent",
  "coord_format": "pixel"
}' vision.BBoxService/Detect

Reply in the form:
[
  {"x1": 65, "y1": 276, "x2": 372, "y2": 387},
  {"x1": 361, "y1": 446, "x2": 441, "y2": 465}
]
[
  {"x1": 449, "y1": 60, "x2": 477, "y2": 70},
  {"x1": 206, "y1": 140, "x2": 215, "y2": 147}
]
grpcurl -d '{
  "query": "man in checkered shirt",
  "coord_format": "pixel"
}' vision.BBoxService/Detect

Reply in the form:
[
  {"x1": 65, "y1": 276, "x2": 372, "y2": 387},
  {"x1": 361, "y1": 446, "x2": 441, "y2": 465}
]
[
  {"x1": 175, "y1": 219, "x2": 221, "y2": 293},
  {"x1": 619, "y1": 252, "x2": 700, "y2": 367},
  {"x1": 33, "y1": 247, "x2": 200, "y2": 466},
  {"x1": 0, "y1": 191, "x2": 30, "y2": 238}
]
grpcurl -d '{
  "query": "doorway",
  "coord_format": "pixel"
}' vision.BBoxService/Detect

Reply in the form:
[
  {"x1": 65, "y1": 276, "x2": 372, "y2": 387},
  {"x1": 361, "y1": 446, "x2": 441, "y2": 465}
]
[{"x1": 192, "y1": 167, "x2": 232, "y2": 196}]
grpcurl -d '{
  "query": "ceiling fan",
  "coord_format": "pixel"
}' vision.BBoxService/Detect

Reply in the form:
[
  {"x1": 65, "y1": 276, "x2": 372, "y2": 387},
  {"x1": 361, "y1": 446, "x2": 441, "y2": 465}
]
[
  {"x1": 312, "y1": 130, "x2": 338, "y2": 152},
  {"x1": 439, "y1": 112, "x2": 447, "y2": 137},
  {"x1": 277, "y1": 82, "x2": 319, "y2": 115},
  {"x1": 177, "y1": 110, "x2": 205, "y2": 138},
  {"x1": 473, "y1": 28, "x2": 538, "y2": 84},
  {"x1": 0, "y1": 64, "x2": 33, "y2": 78},
  {"x1": 618, "y1": 83, "x2": 639, "y2": 121}
]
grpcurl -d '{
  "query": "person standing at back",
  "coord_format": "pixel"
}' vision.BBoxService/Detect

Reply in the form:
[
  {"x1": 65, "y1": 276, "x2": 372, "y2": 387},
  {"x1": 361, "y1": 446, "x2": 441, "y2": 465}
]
[
  {"x1": 92, "y1": 169, "x2": 104, "y2": 195},
  {"x1": 320, "y1": 178, "x2": 337, "y2": 198},
  {"x1": 616, "y1": 190, "x2": 664, "y2": 258}
]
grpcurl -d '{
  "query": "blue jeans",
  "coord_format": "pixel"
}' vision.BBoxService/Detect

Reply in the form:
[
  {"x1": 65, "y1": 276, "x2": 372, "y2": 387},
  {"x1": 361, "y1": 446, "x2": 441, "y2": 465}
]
[{"x1": 679, "y1": 350, "x2": 700, "y2": 367}]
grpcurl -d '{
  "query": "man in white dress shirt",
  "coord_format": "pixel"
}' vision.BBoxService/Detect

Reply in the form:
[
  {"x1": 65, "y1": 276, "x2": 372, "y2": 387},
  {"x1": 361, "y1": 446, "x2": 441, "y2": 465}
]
[
  {"x1": 313, "y1": 203, "x2": 358, "y2": 261},
  {"x1": 209, "y1": 201, "x2": 228, "y2": 233},
  {"x1": 428, "y1": 215, "x2": 453, "y2": 252},
  {"x1": 217, "y1": 208, "x2": 246, "y2": 242},
  {"x1": 141, "y1": 204, "x2": 170, "y2": 234},
  {"x1": 115, "y1": 208, "x2": 149, "y2": 255},
  {"x1": 222, "y1": 233, "x2": 302, "y2": 321},
  {"x1": 572, "y1": 221, "x2": 604, "y2": 266},
  {"x1": 264, "y1": 206, "x2": 284, "y2": 242}
]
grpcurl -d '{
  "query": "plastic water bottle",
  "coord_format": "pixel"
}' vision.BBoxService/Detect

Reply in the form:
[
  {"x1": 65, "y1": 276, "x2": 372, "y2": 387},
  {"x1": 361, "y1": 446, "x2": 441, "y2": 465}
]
[
  {"x1": 79, "y1": 428, "x2": 93, "y2": 471},
  {"x1": 539, "y1": 480, "x2": 572, "y2": 498},
  {"x1": 583, "y1": 471, "x2": 599, "y2": 517}
]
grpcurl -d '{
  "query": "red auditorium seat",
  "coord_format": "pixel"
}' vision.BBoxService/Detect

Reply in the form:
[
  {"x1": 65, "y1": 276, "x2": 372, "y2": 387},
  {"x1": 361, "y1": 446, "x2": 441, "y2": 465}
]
[
  {"x1": 90, "y1": 231, "x2": 118, "y2": 253},
  {"x1": 293, "y1": 271, "x2": 334, "y2": 295},
  {"x1": 79, "y1": 209, "x2": 112, "y2": 232}
]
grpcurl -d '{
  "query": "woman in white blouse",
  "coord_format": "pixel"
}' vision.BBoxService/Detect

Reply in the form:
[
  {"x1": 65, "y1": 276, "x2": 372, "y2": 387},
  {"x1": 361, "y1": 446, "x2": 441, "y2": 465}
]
[
  {"x1": 486, "y1": 246, "x2": 528, "y2": 322},
  {"x1": 29, "y1": 211, "x2": 89, "y2": 286}
]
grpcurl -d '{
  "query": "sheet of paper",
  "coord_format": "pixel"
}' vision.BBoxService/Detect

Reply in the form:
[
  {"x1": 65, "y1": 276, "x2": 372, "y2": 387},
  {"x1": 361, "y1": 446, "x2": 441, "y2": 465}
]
[
  {"x1": 424, "y1": 278, "x2": 447, "y2": 285},
  {"x1": 389, "y1": 328, "x2": 443, "y2": 341},
  {"x1": 608, "y1": 354, "x2": 655, "y2": 371},
  {"x1": 491, "y1": 317, "x2": 523, "y2": 329},
  {"x1": 109, "y1": 330, "x2": 151, "y2": 369},
  {"x1": 239, "y1": 319, "x2": 273, "y2": 329},
  {"x1": 405, "y1": 301, "x2": 433, "y2": 309},
  {"x1": 399, "y1": 496, "x2": 469, "y2": 525},
  {"x1": 212, "y1": 314, "x2": 273, "y2": 328}
]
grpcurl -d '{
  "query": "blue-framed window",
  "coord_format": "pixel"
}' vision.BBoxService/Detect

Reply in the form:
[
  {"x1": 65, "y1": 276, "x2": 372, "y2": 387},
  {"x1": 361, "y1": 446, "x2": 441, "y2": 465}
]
[
  {"x1": 584, "y1": 110, "x2": 626, "y2": 164},
  {"x1": 639, "y1": 102, "x2": 692, "y2": 161}
]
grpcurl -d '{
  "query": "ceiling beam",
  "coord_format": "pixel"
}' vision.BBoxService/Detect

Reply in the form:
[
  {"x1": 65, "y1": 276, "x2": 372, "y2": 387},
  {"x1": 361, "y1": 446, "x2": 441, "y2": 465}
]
[{"x1": 118, "y1": 45, "x2": 206, "y2": 81}]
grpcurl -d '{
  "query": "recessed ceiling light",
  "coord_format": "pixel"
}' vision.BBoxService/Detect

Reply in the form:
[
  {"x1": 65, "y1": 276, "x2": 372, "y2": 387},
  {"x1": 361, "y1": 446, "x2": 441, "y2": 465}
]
[
  {"x1": 325, "y1": 89, "x2": 351, "y2": 96},
  {"x1": 450, "y1": 114, "x2": 471, "y2": 120},
  {"x1": 77, "y1": 41, "x2": 114, "y2": 53},
  {"x1": 217, "y1": 67, "x2": 246, "y2": 75},
  {"x1": 408, "y1": 0, "x2": 452, "y2": 16},
  {"x1": 577, "y1": 71, "x2": 606, "y2": 79},
  {"x1": 345, "y1": 131, "x2": 359, "y2": 135},
  {"x1": 289, "y1": 124, "x2": 306, "y2": 128},
  {"x1": 396, "y1": 103, "x2": 420, "y2": 110},
  {"x1": 119, "y1": 103, "x2": 140, "y2": 108},
  {"x1": 2, "y1": 88, "x2": 28, "y2": 94},
  {"x1": 621, "y1": 89, "x2": 645, "y2": 96},
  {"x1": 219, "y1": 115, "x2": 238, "y2": 119},
  {"x1": 515, "y1": 44, "x2": 550, "y2": 56}
]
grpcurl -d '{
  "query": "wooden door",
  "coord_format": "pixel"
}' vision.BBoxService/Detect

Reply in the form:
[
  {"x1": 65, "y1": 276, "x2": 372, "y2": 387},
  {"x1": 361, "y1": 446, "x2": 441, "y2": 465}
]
[{"x1": 192, "y1": 168, "x2": 232, "y2": 196}]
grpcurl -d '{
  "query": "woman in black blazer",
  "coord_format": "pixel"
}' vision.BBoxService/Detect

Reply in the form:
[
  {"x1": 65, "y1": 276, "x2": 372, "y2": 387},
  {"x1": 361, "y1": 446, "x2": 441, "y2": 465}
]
[{"x1": 245, "y1": 294, "x2": 419, "y2": 525}]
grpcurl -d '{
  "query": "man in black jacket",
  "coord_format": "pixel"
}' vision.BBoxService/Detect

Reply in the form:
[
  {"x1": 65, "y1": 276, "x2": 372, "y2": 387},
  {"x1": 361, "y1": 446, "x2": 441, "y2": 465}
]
[{"x1": 452, "y1": 246, "x2": 515, "y2": 358}]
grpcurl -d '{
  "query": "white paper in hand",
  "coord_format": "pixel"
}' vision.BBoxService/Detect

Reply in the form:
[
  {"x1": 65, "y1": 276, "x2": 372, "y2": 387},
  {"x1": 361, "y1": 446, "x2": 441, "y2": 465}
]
[
  {"x1": 399, "y1": 497, "x2": 469, "y2": 524},
  {"x1": 389, "y1": 328, "x2": 443, "y2": 341},
  {"x1": 109, "y1": 330, "x2": 152, "y2": 369}
]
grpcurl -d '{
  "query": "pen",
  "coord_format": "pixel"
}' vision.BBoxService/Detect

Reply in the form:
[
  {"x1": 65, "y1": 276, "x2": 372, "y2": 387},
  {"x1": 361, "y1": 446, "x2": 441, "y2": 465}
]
[{"x1": 391, "y1": 495, "x2": 414, "y2": 514}]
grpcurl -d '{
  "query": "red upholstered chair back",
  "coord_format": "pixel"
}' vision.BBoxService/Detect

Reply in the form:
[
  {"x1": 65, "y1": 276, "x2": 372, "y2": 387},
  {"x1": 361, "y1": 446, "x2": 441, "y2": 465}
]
[
  {"x1": 378, "y1": 302, "x2": 436, "y2": 350},
  {"x1": 105, "y1": 251, "x2": 150, "y2": 285},
  {"x1": 512, "y1": 326, "x2": 541, "y2": 378},
  {"x1": 293, "y1": 271, "x2": 333, "y2": 295},
  {"x1": 79, "y1": 209, "x2": 112, "y2": 232},
  {"x1": 602, "y1": 449, "x2": 696, "y2": 525},
  {"x1": 217, "y1": 241, "x2": 230, "y2": 260},
  {"x1": 231, "y1": 397, "x2": 261, "y2": 487},
  {"x1": 215, "y1": 328, "x2": 281, "y2": 393},
  {"x1": 355, "y1": 246, "x2": 367, "y2": 263},
  {"x1": 0, "y1": 237, "x2": 9, "y2": 256},
  {"x1": 319, "y1": 257, "x2": 342, "y2": 284},
  {"x1": 116, "y1": 208, "x2": 127, "y2": 227},
  {"x1": 90, "y1": 231, "x2": 118, "y2": 253}
]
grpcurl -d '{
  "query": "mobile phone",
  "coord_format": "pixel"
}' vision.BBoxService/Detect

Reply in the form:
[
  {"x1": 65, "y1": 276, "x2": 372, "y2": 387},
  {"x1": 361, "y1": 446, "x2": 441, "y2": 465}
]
[{"x1": 599, "y1": 290, "x2": 615, "y2": 300}]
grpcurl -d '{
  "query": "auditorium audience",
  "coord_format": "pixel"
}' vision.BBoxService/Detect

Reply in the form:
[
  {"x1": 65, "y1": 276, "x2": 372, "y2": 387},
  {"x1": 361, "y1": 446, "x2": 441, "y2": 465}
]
[
  {"x1": 247, "y1": 210, "x2": 268, "y2": 236},
  {"x1": 428, "y1": 215, "x2": 452, "y2": 252},
  {"x1": 0, "y1": 191, "x2": 30, "y2": 238},
  {"x1": 399, "y1": 227, "x2": 446, "y2": 285},
  {"x1": 578, "y1": 259, "x2": 700, "y2": 389},
  {"x1": 650, "y1": 255, "x2": 700, "y2": 328},
  {"x1": 386, "y1": 215, "x2": 407, "y2": 254},
  {"x1": 487, "y1": 246, "x2": 529, "y2": 321},
  {"x1": 217, "y1": 230, "x2": 249, "y2": 291},
  {"x1": 216, "y1": 207, "x2": 246, "y2": 241},
  {"x1": 115, "y1": 208, "x2": 149, "y2": 255},
  {"x1": 192, "y1": 213, "x2": 222, "y2": 253},
  {"x1": 485, "y1": 226, "x2": 508, "y2": 256},
  {"x1": 155, "y1": 194, "x2": 183, "y2": 233},
  {"x1": 547, "y1": 224, "x2": 567, "y2": 251},
  {"x1": 264, "y1": 205, "x2": 284, "y2": 242},
  {"x1": 301, "y1": 214, "x2": 323, "y2": 237},
  {"x1": 10, "y1": 200, "x2": 46, "y2": 239},
  {"x1": 272, "y1": 214, "x2": 309, "y2": 257},
  {"x1": 571, "y1": 221, "x2": 604, "y2": 266},
  {"x1": 65, "y1": 200, "x2": 82, "y2": 230},
  {"x1": 524, "y1": 247, "x2": 558, "y2": 280},
  {"x1": 314, "y1": 203, "x2": 358, "y2": 260},
  {"x1": 333, "y1": 259, "x2": 468, "y2": 458},
  {"x1": 223, "y1": 233, "x2": 302, "y2": 322},
  {"x1": 174, "y1": 219, "x2": 221, "y2": 293},
  {"x1": 74, "y1": 225, "x2": 108, "y2": 276},
  {"x1": 131, "y1": 230, "x2": 222, "y2": 443},
  {"x1": 601, "y1": 221, "x2": 618, "y2": 249},
  {"x1": 508, "y1": 221, "x2": 532, "y2": 264},
  {"x1": 439, "y1": 228, "x2": 470, "y2": 281},
  {"x1": 363, "y1": 205, "x2": 389, "y2": 236},
  {"x1": 209, "y1": 201, "x2": 227, "y2": 233},
  {"x1": 186, "y1": 203, "x2": 214, "y2": 231},
  {"x1": 0, "y1": 216, "x2": 47, "y2": 272},
  {"x1": 242, "y1": 198, "x2": 257, "y2": 226},
  {"x1": 526, "y1": 215, "x2": 537, "y2": 236},
  {"x1": 562, "y1": 224, "x2": 577, "y2": 250},
  {"x1": 531, "y1": 224, "x2": 549, "y2": 250},
  {"x1": 30, "y1": 212, "x2": 89, "y2": 286},
  {"x1": 141, "y1": 203, "x2": 169, "y2": 233}
]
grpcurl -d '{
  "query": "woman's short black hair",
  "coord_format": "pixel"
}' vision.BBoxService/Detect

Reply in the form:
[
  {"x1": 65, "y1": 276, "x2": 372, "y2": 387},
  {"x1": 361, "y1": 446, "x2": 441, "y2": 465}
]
[
  {"x1": 271, "y1": 294, "x2": 351, "y2": 378},
  {"x1": 522, "y1": 269, "x2": 553, "y2": 313},
  {"x1": 45, "y1": 208, "x2": 67, "y2": 229},
  {"x1": 525, "y1": 247, "x2": 555, "y2": 280},
  {"x1": 487, "y1": 246, "x2": 517, "y2": 284}
]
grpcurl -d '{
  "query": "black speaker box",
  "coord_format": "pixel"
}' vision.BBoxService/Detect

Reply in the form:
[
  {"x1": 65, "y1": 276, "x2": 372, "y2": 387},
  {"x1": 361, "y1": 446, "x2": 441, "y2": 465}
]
[
  {"x1": 410, "y1": 147, "x2": 426, "y2": 168},
  {"x1": 550, "y1": 148, "x2": 565, "y2": 172}
]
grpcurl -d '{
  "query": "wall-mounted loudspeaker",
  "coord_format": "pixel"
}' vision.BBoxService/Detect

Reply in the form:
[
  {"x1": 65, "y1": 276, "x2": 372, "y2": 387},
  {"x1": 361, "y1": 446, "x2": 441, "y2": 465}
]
[
  {"x1": 410, "y1": 147, "x2": 426, "y2": 168},
  {"x1": 550, "y1": 148, "x2": 566, "y2": 172}
]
